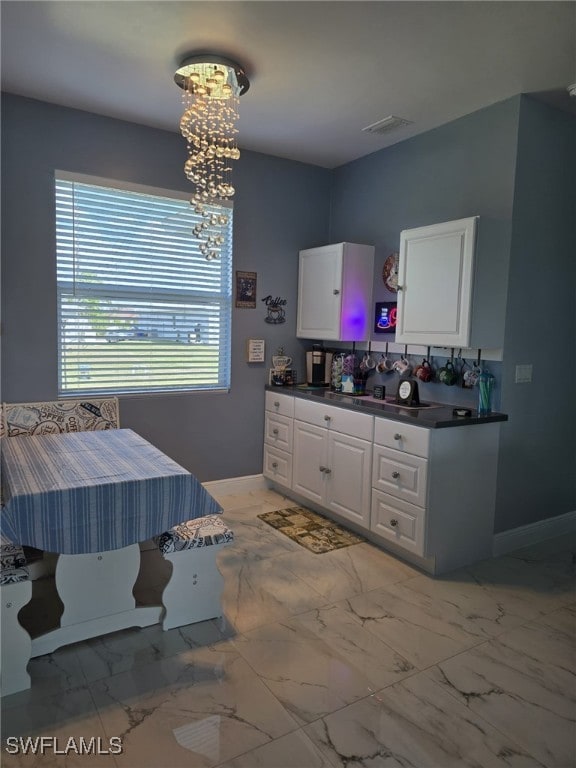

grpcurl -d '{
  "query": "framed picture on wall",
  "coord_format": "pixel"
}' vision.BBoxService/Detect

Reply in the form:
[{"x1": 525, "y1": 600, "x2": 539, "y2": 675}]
[{"x1": 235, "y1": 271, "x2": 257, "y2": 308}]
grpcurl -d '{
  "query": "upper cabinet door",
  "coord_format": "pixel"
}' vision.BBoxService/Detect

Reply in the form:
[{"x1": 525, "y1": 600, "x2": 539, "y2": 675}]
[
  {"x1": 395, "y1": 217, "x2": 478, "y2": 347},
  {"x1": 297, "y1": 244, "x2": 343, "y2": 340},
  {"x1": 297, "y1": 243, "x2": 375, "y2": 341}
]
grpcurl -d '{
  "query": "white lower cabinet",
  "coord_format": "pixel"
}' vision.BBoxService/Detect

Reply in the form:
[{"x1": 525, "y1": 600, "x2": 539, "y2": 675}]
[
  {"x1": 292, "y1": 419, "x2": 372, "y2": 527},
  {"x1": 370, "y1": 419, "x2": 429, "y2": 556},
  {"x1": 371, "y1": 490, "x2": 425, "y2": 556},
  {"x1": 263, "y1": 392, "x2": 501, "y2": 574},
  {"x1": 263, "y1": 392, "x2": 294, "y2": 488}
]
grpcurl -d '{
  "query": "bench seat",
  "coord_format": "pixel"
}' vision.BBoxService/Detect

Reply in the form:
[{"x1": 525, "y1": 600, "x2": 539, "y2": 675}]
[
  {"x1": 0, "y1": 539, "x2": 32, "y2": 696},
  {"x1": 154, "y1": 515, "x2": 233, "y2": 631}
]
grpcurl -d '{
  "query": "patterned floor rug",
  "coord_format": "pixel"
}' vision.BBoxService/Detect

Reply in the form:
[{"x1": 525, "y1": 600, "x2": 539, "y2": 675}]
[{"x1": 257, "y1": 506, "x2": 364, "y2": 554}]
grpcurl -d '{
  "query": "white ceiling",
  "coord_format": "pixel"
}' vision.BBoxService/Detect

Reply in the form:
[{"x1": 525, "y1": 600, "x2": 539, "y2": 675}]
[{"x1": 1, "y1": 1, "x2": 575, "y2": 168}]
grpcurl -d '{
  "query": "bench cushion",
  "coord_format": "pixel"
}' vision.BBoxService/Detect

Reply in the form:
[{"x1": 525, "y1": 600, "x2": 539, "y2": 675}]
[
  {"x1": 155, "y1": 515, "x2": 234, "y2": 555},
  {"x1": 2, "y1": 398, "x2": 119, "y2": 437},
  {"x1": 0, "y1": 539, "x2": 29, "y2": 584}
]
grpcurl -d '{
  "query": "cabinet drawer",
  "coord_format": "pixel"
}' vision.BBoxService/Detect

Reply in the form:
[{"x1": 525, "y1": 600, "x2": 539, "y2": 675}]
[
  {"x1": 372, "y1": 444, "x2": 428, "y2": 507},
  {"x1": 295, "y1": 398, "x2": 373, "y2": 441},
  {"x1": 373, "y1": 418, "x2": 429, "y2": 458},
  {"x1": 265, "y1": 392, "x2": 294, "y2": 418},
  {"x1": 263, "y1": 445, "x2": 292, "y2": 487},
  {"x1": 264, "y1": 412, "x2": 293, "y2": 452},
  {"x1": 371, "y1": 490, "x2": 425, "y2": 556}
]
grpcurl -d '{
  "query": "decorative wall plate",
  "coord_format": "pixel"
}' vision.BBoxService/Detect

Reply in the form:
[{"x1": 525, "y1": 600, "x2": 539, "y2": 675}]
[{"x1": 382, "y1": 252, "x2": 399, "y2": 293}]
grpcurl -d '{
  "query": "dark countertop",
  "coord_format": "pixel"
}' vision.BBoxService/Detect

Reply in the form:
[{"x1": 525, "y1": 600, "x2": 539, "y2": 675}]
[{"x1": 266, "y1": 385, "x2": 508, "y2": 429}]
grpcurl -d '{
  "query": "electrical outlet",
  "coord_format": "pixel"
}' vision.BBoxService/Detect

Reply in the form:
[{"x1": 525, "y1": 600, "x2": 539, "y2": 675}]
[{"x1": 515, "y1": 364, "x2": 533, "y2": 384}]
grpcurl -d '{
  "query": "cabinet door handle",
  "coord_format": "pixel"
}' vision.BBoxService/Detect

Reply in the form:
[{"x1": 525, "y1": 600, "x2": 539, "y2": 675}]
[
  {"x1": 272, "y1": 428, "x2": 279, "y2": 435},
  {"x1": 271, "y1": 462, "x2": 278, "y2": 469},
  {"x1": 324, "y1": 415, "x2": 331, "y2": 421},
  {"x1": 274, "y1": 401, "x2": 280, "y2": 407},
  {"x1": 392, "y1": 471, "x2": 400, "y2": 479},
  {"x1": 390, "y1": 519, "x2": 398, "y2": 527},
  {"x1": 333, "y1": 289, "x2": 340, "y2": 295},
  {"x1": 394, "y1": 433, "x2": 402, "y2": 441}
]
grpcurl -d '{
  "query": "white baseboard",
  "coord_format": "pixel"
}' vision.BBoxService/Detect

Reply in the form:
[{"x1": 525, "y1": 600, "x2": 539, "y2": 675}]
[
  {"x1": 202, "y1": 474, "x2": 269, "y2": 498},
  {"x1": 493, "y1": 510, "x2": 576, "y2": 556}
]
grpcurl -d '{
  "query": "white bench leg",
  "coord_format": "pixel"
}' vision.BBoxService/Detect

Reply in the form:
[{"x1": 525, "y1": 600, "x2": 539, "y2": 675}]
[
  {"x1": 1, "y1": 580, "x2": 32, "y2": 696},
  {"x1": 161, "y1": 546, "x2": 226, "y2": 631}
]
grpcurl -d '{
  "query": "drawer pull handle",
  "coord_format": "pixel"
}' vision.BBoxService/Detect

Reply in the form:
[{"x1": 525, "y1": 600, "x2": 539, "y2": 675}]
[
  {"x1": 392, "y1": 471, "x2": 400, "y2": 479},
  {"x1": 272, "y1": 428, "x2": 279, "y2": 435},
  {"x1": 324, "y1": 415, "x2": 331, "y2": 421},
  {"x1": 394, "y1": 433, "x2": 402, "y2": 441},
  {"x1": 274, "y1": 401, "x2": 280, "y2": 407},
  {"x1": 390, "y1": 519, "x2": 398, "y2": 527},
  {"x1": 272, "y1": 462, "x2": 278, "y2": 469}
]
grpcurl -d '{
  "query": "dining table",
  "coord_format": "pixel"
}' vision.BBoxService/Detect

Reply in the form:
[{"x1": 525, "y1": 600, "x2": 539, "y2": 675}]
[{"x1": 0, "y1": 428, "x2": 222, "y2": 657}]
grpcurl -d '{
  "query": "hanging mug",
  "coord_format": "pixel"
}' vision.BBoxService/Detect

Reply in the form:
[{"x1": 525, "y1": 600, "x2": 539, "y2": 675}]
[
  {"x1": 360, "y1": 352, "x2": 376, "y2": 373},
  {"x1": 438, "y1": 360, "x2": 458, "y2": 386},
  {"x1": 414, "y1": 359, "x2": 433, "y2": 383},
  {"x1": 393, "y1": 356, "x2": 412, "y2": 377},
  {"x1": 462, "y1": 363, "x2": 481, "y2": 389},
  {"x1": 377, "y1": 353, "x2": 394, "y2": 373}
]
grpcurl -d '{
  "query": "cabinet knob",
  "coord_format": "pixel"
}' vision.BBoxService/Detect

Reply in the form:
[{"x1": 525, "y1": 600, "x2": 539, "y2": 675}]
[
  {"x1": 333, "y1": 289, "x2": 340, "y2": 295},
  {"x1": 272, "y1": 428, "x2": 279, "y2": 435},
  {"x1": 324, "y1": 467, "x2": 332, "y2": 475},
  {"x1": 396, "y1": 286, "x2": 404, "y2": 292},
  {"x1": 390, "y1": 519, "x2": 398, "y2": 527},
  {"x1": 319, "y1": 465, "x2": 327, "y2": 473},
  {"x1": 392, "y1": 471, "x2": 400, "y2": 479},
  {"x1": 324, "y1": 415, "x2": 331, "y2": 421},
  {"x1": 271, "y1": 462, "x2": 278, "y2": 469},
  {"x1": 394, "y1": 433, "x2": 402, "y2": 441},
  {"x1": 274, "y1": 401, "x2": 280, "y2": 407}
]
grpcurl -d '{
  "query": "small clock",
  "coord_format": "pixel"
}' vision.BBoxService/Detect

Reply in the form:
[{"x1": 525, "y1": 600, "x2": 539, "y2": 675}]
[{"x1": 396, "y1": 378, "x2": 420, "y2": 407}]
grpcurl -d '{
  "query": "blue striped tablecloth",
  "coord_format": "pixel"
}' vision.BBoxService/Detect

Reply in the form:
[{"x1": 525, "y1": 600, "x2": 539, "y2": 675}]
[{"x1": 0, "y1": 429, "x2": 222, "y2": 554}]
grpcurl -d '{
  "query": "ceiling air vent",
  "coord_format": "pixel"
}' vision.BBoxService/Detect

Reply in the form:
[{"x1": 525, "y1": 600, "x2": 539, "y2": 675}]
[{"x1": 362, "y1": 115, "x2": 413, "y2": 135}]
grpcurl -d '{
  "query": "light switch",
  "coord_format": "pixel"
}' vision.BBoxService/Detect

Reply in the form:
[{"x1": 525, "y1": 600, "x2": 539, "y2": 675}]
[{"x1": 515, "y1": 364, "x2": 532, "y2": 384}]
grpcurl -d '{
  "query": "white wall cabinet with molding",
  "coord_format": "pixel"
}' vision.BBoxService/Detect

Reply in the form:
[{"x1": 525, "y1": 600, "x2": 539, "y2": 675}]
[
  {"x1": 297, "y1": 242, "x2": 375, "y2": 341},
  {"x1": 395, "y1": 216, "x2": 505, "y2": 351}
]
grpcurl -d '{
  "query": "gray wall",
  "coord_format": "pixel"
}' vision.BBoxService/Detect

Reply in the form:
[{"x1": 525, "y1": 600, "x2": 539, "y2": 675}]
[
  {"x1": 496, "y1": 96, "x2": 576, "y2": 531},
  {"x1": 1, "y1": 94, "x2": 331, "y2": 480},
  {"x1": 329, "y1": 95, "x2": 576, "y2": 532},
  {"x1": 329, "y1": 97, "x2": 522, "y2": 409}
]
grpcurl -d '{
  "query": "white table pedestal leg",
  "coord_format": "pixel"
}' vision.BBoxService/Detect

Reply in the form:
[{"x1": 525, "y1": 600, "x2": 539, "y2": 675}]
[
  {"x1": 31, "y1": 544, "x2": 162, "y2": 658},
  {"x1": 58, "y1": 544, "x2": 139, "y2": 626},
  {"x1": 1, "y1": 580, "x2": 33, "y2": 696}
]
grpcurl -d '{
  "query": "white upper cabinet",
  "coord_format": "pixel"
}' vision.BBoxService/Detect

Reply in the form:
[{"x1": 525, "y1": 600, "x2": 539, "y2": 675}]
[
  {"x1": 395, "y1": 217, "x2": 480, "y2": 348},
  {"x1": 297, "y1": 243, "x2": 375, "y2": 341}
]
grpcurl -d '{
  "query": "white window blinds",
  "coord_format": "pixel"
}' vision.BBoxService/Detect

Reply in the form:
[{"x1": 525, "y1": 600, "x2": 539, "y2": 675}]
[{"x1": 55, "y1": 175, "x2": 232, "y2": 396}]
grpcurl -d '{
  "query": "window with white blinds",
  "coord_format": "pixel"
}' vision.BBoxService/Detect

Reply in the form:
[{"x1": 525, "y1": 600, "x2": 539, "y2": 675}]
[{"x1": 55, "y1": 173, "x2": 233, "y2": 396}]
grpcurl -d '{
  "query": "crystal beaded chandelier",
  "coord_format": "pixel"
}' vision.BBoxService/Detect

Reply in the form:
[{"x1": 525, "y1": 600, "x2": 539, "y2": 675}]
[{"x1": 174, "y1": 55, "x2": 250, "y2": 260}]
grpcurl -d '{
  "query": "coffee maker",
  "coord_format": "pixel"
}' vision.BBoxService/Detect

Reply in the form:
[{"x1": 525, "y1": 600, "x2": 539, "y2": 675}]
[{"x1": 306, "y1": 345, "x2": 333, "y2": 386}]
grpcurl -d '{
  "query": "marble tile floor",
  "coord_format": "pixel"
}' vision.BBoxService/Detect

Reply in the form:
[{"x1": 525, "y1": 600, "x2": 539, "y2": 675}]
[{"x1": 1, "y1": 487, "x2": 574, "y2": 768}]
